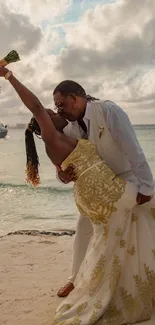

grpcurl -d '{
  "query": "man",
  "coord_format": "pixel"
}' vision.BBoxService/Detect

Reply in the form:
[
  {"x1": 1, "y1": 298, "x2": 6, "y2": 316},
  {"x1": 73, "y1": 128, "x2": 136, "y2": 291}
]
[{"x1": 53, "y1": 80, "x2": 154, "y2": 297}]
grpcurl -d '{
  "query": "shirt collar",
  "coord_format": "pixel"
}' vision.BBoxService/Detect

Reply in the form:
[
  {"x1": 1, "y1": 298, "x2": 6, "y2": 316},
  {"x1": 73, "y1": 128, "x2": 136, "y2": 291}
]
[{"x1": 84, "y1": 101, "x2": 91, "y2": 120}]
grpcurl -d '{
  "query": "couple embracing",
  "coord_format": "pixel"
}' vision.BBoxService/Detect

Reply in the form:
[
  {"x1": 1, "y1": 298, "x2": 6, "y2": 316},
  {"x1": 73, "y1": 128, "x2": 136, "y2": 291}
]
[{"x1": 0, "y1": 65, "x2": 155, "y2": 325}]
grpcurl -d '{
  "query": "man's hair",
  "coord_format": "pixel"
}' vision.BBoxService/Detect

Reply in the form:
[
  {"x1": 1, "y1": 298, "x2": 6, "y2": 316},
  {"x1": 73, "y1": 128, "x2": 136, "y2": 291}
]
[
  {"x1": 53, "y1": 80, "x2": 86, "y2": 98},
  {"x1": 53, "y1": 80, "x2": 99, "y2": 102}
]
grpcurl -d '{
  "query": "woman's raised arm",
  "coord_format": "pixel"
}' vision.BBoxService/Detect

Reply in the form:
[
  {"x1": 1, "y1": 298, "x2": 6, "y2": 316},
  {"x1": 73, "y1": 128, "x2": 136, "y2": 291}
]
[{"x1": 0, "y1": 67, "x2": 58, "y2": 145}]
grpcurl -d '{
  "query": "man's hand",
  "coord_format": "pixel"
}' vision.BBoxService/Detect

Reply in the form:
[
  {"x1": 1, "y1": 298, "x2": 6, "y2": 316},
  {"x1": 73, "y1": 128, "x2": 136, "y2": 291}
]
[
  {"x1": 136, "y1": 192, "x2": 152, "y2": 205},
  {"x1": 56, "y1": 164, "x2": 77, "y2": 184}
]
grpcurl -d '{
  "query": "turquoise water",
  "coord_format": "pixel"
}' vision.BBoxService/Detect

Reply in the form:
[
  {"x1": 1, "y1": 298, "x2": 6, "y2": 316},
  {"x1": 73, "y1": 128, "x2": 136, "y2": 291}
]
[{"x1": 0, "y1": 126, "x2": 155, "y2": 235}]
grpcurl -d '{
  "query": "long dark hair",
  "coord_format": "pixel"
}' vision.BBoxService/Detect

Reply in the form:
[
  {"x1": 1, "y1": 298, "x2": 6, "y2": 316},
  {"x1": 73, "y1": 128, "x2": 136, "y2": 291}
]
[{"x1": 25, "y1": 117, "x2": 41, "y2": 187}]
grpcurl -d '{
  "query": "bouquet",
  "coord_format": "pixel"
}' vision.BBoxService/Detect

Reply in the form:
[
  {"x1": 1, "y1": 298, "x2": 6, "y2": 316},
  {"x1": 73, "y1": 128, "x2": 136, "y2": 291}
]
[{"x1": 0, "y1": 50, "x2": 20, "y2": 67}]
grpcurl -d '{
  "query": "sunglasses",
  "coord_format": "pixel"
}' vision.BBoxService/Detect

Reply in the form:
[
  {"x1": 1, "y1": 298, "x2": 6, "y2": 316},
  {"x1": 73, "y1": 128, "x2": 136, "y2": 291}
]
[{"x1": 54, "y1": 93, "x2": 76, "y2": 113}]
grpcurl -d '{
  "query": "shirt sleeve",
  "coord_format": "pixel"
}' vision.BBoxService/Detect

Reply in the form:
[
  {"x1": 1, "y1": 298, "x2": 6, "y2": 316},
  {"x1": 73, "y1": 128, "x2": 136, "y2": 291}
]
[{"x1": 105, "y1": 102, "x2": 154, "y2": 196}]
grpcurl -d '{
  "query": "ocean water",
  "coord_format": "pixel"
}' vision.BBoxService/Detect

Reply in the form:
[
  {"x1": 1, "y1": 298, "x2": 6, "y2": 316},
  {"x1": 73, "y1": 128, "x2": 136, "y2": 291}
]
[{"x1": 0, "y1": 126, "x2": 155, "y2": 236}]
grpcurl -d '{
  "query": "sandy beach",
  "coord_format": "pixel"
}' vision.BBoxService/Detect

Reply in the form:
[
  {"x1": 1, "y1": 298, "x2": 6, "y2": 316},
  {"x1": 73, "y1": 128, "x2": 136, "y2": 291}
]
[
  {"x1": 0, "y1": 231, "x2": 74, "y2": 325},
  {"x1": 0, "y1": 231, "x2": 155, "y2": 325}
]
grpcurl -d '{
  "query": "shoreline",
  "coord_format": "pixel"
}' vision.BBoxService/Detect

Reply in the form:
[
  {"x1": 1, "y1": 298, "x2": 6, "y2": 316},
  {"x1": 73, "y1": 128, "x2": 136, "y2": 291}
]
[
  {"x1": 7, "y1": 229, "x2": 76, "y2": 236},
  {"x1": 0, "y1": 229, "x2": 76, "y2": 239}
]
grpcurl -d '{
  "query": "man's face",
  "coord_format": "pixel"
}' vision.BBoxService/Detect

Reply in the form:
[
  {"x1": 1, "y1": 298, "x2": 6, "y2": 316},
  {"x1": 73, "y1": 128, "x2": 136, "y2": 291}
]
[{"x1": 53, "y1": 91, "x2": 82, "y2": 121}]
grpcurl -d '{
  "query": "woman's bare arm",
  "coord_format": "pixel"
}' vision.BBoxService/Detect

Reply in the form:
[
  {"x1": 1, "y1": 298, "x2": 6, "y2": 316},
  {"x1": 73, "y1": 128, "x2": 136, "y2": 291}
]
[{"x1": 0, "y1": 67, "x2": 58, "y2": 145}]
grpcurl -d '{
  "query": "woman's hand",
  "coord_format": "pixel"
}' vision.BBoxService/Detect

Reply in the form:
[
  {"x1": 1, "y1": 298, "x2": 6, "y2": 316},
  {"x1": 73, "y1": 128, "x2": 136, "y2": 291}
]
[{"x1": 0, "y1": 67, "x2": 9, "y2": 77}]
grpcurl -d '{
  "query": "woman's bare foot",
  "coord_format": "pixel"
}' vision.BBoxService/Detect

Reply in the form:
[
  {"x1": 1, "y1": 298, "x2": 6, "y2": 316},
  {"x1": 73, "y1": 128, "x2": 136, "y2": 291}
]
[{"x1": 57, "y1": 282, "x2": 74, "y2": 297}]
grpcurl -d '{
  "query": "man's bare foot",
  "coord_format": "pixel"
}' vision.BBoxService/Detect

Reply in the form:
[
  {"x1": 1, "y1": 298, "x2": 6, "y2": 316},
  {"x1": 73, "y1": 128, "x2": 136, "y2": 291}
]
[{"x1": 57, "y1": 282, "x2": 74, "y2": 297}]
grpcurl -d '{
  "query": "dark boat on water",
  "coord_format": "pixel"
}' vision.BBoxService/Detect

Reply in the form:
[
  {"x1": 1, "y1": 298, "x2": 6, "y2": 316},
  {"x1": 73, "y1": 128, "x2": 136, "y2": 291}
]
[{"x1": 0, "y1": 122, "x2": 8, "y2": 138}]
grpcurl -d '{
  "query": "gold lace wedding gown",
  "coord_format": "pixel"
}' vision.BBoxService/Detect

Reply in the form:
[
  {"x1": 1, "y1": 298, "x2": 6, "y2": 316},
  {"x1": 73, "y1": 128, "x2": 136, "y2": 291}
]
[{"x1": 52, "y1": 139, "x2": 155, "y2": 325}]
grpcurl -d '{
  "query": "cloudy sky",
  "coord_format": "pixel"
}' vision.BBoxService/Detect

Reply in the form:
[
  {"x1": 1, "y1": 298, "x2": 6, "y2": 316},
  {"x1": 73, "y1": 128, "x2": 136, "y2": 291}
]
[{"x1": 0, "y1": 0, "x2": 155, "y2": 125}]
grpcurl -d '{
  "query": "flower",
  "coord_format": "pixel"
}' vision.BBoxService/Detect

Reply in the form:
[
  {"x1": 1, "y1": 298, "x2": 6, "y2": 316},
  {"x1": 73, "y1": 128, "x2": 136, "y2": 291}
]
[{"x1": 0, "y1": 50, "x2": 20, "y2": 67}]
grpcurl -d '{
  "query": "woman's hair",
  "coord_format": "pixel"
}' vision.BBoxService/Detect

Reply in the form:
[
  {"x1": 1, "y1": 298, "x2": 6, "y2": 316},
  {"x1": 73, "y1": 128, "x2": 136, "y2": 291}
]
[
  {"x1": 53, "y1": 80, "x2": 99, "y2": 102},
  {"x1": 25, "y1": 117, "x2": 41, "y2": 187}
]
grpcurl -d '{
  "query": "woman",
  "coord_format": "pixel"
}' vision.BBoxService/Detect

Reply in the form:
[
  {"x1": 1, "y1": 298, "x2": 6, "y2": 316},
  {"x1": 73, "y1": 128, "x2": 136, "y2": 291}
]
[{"x1": 0, "y1": 66, "x2": 155, "y2": 325}]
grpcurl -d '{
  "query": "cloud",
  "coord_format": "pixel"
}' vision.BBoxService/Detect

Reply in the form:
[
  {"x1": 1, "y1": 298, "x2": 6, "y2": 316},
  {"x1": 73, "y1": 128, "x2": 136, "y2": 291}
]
[
  {"x1": 0, "y1": 0, "x2": 73, "y2": 124},
  {"x1": 62, "y1": 0, "x2": 155, "y2": 72},
  {"x1": 1, "y1": 0, "x2": 155, "y2": 125},
  {"x1": 52, "y1": 0, "x2": 155, "y2": 119},
  {"x1": 6, "y1": 0, "x2": 72, "y2": 24},
  {"x1": 0, "y1": 4, "x2": 42, "y2": 56},
  {"x1": 80, "y1": 0, "x2": 86, "y2": 9}
]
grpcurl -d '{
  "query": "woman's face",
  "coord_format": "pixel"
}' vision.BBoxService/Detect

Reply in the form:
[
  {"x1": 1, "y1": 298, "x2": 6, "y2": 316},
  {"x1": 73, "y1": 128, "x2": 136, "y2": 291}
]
[{"x1": 46, "y1": 109, "x2": 68, "y2": 132}]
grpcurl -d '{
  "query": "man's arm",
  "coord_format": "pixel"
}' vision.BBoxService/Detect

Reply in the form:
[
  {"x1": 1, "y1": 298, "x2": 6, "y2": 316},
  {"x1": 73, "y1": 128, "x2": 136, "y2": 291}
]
[
  {"x1": 55, "y1": 164, "x2": 77, "y2": 183},
  {"x1": 105, "y1": 101, "x2": 154, "y2": 199}
]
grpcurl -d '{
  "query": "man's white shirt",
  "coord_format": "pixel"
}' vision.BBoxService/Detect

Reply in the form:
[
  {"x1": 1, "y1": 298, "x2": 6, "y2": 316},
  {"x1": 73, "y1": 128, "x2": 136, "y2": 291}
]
[{"x1": 60, "y1": 101, "x2": 154, "y2": 196}]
